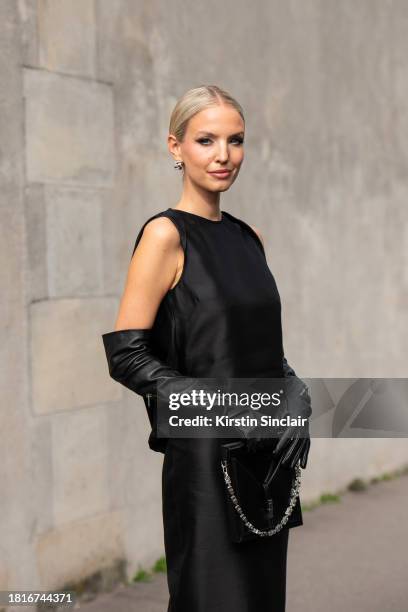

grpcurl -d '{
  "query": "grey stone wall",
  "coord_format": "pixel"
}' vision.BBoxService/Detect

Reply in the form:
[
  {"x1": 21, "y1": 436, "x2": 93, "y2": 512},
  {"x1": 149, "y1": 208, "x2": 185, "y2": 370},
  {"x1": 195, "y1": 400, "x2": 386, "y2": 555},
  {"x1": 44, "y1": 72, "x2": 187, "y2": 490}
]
[{"x1": 1, "y1": 0, "x2": 407, "y2": 595}]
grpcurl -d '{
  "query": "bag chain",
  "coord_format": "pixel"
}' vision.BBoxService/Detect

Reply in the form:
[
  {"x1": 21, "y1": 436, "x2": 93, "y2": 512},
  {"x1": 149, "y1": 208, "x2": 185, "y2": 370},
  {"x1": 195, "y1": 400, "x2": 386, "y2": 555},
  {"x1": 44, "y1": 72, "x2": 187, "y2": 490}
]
[{"x1": 220, "y1": 458, "x2": 302, "y2": 537}]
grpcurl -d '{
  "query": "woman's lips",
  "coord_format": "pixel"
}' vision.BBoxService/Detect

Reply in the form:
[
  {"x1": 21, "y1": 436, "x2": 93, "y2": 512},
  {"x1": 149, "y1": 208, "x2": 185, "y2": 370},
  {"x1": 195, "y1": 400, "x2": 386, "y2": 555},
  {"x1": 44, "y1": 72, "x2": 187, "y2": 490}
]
[{"x1": 208, "y1": 170, "x2": 231, "y2": 179}]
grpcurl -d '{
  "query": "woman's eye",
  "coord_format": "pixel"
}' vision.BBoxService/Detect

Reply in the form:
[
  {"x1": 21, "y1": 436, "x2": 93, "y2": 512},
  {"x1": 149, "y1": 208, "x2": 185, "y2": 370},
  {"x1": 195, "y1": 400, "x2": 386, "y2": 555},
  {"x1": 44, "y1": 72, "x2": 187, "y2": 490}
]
[{"x1": 196, "y1": 137, "x2": 244, "y2": 146}]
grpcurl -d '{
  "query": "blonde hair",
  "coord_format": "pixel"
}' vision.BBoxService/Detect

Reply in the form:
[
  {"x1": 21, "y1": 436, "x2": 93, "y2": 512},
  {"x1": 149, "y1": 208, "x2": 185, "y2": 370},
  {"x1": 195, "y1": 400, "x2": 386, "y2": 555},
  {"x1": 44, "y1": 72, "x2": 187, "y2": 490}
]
[{"x1": 169, "y1": 85, "x2": 245, "y2": 144}]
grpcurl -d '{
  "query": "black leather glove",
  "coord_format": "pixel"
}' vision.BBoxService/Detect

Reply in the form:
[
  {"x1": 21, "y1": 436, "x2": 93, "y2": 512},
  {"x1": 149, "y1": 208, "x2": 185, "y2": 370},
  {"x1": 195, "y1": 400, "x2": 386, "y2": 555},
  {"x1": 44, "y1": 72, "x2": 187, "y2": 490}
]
[
  {"x1": 245, "y1": 355, "x2": 312, "y2": 470},
  {"x1": 102, "y1": 329, "x2": 193, "y2": 430},
  {"x1": 282, "y1": 355, "x2": 297, "y2": 378},
  {"x1": 271, "y1": 356, "x2": 312, "y2": 469},
  {"x1": 272, "y1": 378, "x2": 311, "y2": 469},
  {"x1": 102, "y1": 328, "x2": 183, "y2": 398},
  {"x1": 101, "y1": 328, "x2": 215, "y2": 438}
]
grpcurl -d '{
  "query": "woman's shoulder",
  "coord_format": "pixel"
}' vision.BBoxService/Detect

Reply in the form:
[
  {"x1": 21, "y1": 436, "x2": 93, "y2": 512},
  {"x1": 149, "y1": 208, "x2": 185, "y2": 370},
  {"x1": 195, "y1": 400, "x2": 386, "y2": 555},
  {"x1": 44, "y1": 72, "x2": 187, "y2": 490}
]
[
  {"x1": 131, "y1": 210, "x2": 184, "y2": 259},
  {"x1": 222, "y1": 210, "x2": 265, "y2": 253},
  {"x1": 248, "y1": 224, "x2": 264, "y2": 248},
  {"x1": 142, "y1": 214, "x2": 180, "y2": 239}
]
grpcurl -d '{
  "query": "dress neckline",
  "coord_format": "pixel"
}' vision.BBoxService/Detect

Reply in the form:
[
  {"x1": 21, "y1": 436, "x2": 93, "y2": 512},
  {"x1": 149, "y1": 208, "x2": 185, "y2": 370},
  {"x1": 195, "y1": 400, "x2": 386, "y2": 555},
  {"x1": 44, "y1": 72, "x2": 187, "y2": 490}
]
[{"x1": 168, "y1": 207, "x2": 224, "y2": 224}]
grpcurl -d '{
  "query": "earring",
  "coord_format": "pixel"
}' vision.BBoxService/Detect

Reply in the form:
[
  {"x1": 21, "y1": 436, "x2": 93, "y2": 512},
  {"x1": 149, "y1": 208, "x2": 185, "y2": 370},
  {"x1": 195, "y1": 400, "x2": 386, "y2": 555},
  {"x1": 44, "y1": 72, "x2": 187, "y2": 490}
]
[{"x1": 174, "y1": 160, "x2": 184, "y2": 170}]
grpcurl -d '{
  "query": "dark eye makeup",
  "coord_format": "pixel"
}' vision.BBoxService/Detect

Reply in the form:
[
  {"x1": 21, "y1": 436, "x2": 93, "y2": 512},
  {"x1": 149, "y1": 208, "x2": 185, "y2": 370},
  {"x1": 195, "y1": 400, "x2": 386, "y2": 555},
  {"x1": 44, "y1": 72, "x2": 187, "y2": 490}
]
[{"x1": 196, "y1": 136, "x2": 244, "y2": 146}]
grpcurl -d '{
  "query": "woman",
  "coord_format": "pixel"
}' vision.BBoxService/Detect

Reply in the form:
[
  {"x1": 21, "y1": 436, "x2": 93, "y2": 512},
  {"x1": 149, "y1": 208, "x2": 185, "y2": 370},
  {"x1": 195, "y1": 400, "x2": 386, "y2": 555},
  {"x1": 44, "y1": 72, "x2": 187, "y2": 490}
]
[{"x1": 102, "y1": 85, "x2": 311, "y2": 612}]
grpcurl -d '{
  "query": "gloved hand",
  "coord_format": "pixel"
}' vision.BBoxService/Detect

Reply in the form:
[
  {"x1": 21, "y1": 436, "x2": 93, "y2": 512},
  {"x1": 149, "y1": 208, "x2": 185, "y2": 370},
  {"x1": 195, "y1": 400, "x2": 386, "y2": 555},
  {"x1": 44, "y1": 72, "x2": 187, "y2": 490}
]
[
  {"x1": 245, "y1": 356, "x2": 312, "y2": 469},
  {"x1": 272, "y1": 375, "x2": 311, "y2": 469}
]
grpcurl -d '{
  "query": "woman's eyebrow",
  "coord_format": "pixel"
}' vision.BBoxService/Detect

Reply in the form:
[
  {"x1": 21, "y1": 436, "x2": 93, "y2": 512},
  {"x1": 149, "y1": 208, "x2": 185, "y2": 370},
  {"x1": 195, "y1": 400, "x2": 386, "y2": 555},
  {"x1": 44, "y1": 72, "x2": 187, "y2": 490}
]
[{"x1": 196, "y1": 131, "x2": 245, "y2": 137}]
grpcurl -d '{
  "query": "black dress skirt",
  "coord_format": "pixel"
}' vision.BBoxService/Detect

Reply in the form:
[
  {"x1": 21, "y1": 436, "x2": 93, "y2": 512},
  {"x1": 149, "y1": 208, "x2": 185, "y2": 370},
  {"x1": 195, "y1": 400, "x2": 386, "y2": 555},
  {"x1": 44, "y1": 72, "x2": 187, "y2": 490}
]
[{"x1": 132, "y1": 207, "x2": 303, "y2": 612}]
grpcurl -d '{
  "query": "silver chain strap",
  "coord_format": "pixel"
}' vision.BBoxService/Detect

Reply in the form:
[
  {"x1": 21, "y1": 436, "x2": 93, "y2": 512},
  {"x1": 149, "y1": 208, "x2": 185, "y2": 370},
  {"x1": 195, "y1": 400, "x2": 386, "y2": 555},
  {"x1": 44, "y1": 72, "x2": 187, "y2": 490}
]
[{"x1": 221, "y1": 458, "x2": 302, "y2": 537}]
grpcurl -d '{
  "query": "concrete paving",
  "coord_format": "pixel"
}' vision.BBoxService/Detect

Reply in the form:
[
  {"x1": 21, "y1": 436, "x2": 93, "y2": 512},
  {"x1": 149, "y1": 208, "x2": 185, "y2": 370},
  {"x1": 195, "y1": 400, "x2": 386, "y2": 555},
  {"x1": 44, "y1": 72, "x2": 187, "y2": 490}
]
[{"x1": 76, "y1": 473, "x2": 408, "y2": 612}]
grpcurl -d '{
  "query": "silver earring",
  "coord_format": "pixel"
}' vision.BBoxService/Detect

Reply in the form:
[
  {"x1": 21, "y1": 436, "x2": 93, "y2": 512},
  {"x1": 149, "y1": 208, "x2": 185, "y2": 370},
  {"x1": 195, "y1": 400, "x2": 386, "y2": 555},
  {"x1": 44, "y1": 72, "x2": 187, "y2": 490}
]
[{"x1": 174, "y1": 160, "x2": 184, "y2": 170}]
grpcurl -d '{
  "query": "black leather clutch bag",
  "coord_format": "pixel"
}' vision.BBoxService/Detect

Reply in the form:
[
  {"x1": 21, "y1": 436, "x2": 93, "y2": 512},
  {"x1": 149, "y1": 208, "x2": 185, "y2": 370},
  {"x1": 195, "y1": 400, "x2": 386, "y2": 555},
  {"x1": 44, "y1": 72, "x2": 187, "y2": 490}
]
[{"x1": 220, "y1": 440, "x2": 302, "y2": 543}]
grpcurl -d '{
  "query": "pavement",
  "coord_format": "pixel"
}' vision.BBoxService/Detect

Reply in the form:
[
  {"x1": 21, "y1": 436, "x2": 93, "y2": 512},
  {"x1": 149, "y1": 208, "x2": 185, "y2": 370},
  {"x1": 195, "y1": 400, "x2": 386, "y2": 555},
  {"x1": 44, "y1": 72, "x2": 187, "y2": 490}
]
[{"x1": 75, "y1": 472, "x2": 408, "y2": 612}]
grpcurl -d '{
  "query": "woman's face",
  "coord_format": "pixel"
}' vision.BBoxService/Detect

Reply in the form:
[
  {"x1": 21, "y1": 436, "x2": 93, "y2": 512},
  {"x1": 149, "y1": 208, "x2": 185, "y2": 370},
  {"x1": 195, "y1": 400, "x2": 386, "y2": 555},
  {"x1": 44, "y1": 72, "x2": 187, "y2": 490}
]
[{"x1": 174, "y1": 104, "x2": 245, "y2": 192}]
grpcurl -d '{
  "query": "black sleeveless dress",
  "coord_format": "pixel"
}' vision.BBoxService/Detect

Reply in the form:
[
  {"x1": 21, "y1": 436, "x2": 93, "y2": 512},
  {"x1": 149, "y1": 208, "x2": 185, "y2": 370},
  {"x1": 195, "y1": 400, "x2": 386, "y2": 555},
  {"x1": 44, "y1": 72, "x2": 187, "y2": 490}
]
[{"x1": 132, "y1": 207, "x2": 303, "y2": 612}]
